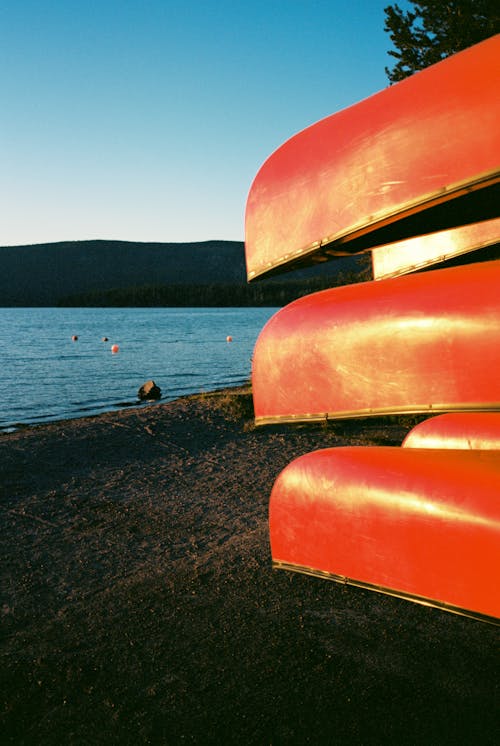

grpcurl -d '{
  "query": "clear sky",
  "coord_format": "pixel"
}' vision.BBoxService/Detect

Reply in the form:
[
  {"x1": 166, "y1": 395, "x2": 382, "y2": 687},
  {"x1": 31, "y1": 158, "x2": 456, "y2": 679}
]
[{"x1": 2, "y1": 0, "x2": 408, "y2": 247}]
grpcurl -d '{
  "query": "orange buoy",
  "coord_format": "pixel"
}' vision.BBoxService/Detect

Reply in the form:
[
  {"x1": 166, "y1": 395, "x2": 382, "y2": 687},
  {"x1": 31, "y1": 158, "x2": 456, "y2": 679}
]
[
  {"x1": 111, "y1": 344, "x2": 119, "y2": 354},
  {"x1": 71, "y1": 335, "x2": 78, "y2": 342},
  {"x1": 226, "y1": 335, "x2": 233, "y2": 343}
]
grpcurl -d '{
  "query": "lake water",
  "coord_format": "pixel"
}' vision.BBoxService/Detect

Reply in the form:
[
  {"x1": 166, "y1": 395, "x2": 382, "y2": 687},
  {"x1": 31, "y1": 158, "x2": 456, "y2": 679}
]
[{"x1": 0, "y1": 307, "x2": 278, "y2": 432}]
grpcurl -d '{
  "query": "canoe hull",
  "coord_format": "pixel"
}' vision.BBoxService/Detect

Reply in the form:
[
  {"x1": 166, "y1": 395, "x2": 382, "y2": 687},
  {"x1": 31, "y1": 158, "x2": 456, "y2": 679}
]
[
  {"x1": 245, "y1": 35, "x2": 500, "y2": 280},
  {"x1": 371, "y1": 218, "x2": 500, "y2": 280},
  {"x1": 270, "y1": 447, "x2": 500, "y2": 621},
  {"x1": 403, "y1": 412, "x2": 500, "y2": 450},
  {"x1": 252, "y1": 259, "x2": 500, "y2": 424}
]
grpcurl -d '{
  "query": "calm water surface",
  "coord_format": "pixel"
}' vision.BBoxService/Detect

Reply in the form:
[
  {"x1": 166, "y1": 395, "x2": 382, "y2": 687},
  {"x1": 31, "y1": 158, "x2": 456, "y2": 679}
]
[{"x1": 0, "y1": 307, "x2": 278, "y2": 432}]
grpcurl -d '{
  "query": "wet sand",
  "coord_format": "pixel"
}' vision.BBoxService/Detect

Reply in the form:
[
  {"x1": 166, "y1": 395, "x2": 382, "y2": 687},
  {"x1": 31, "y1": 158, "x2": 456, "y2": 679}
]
[{"x1": 1, "y1": 388, "x2": 498, "y2": 744}]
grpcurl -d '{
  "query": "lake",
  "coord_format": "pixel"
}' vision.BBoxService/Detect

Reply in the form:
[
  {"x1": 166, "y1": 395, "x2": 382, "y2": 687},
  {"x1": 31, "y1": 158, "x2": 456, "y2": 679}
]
[{"x1": 0, "y1": 307, "x2": 278, "y2": 432}]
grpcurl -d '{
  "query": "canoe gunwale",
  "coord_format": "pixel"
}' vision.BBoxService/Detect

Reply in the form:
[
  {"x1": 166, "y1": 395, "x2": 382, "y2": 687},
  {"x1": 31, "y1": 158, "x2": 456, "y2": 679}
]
[
  {"x1": 247, "y1": 171, "x2": 500, "y2": 281},
  {"x1": 372, "y1": 238, "x2": 500, "y2": 281},
  {"x1": 272, "y1": 560, "x2": 500, "y2": 626},
  {"x1": 254, "y1": 402, "x2": 500, "y2": 427}
]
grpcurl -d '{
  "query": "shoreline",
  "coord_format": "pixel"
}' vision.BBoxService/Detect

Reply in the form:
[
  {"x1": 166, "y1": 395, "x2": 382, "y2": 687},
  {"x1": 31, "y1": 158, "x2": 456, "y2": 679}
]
[
  {"x1": 0, "y1": 382, "x2": 254, "y2": 436},
  {"x1": 1, "y1": 389, "x2": 498, "y2": 744}
]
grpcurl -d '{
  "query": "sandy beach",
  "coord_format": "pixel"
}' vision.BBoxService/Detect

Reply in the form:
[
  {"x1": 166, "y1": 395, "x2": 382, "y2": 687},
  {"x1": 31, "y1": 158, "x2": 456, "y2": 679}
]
[{"x1": 1, "y1": 387, "x2": 498, "y2": 744}]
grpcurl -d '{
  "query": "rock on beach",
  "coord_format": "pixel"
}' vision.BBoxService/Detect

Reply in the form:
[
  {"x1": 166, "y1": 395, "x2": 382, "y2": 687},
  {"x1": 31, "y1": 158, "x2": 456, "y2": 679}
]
[{"x1": 138, "y1": 379, "x2": 162, "y2": 400}]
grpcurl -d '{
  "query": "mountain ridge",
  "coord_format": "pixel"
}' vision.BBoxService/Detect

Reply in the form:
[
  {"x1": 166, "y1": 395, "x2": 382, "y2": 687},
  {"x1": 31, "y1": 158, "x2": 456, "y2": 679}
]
[{"x1": 0, "y1": 239, "x2": 370, "y2": 306}]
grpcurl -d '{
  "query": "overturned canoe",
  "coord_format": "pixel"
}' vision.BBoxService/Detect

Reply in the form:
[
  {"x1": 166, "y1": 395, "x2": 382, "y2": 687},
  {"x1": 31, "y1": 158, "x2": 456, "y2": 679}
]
[
  {"x1": 371, "y1": 218, "x2": 500, "y2": 280},
  {"x1": 403, "y1": 412, "x2": 500, "y2": 450},
  {"x1": 252, "y1": 259, "x2": 500, "y2": 424},
  {"x1": 270, "y1": 446, "x2": 500, "y2": 621},
  {"x1": 245, "y1": 35, "x2": 500, "y2": 280}
]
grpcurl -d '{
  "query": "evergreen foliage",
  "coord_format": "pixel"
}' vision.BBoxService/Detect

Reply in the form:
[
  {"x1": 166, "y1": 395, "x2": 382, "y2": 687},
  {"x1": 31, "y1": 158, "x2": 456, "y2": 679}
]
[
  {"x1": 384, "y1": 1, "x2": 499, "y2": 82},
  {"x1": 57, "y1": 268, "x2": 372, "y2": 308}
]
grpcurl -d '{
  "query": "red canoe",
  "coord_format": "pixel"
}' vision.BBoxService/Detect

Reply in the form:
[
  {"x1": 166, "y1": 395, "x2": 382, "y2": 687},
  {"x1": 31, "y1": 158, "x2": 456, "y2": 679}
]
[
  {"x1": 270, "y1": 446, "x2": 500, "y2": 621},
  {"x1": 245, "y1": 35, "x2": 500, "y2": 280},
  {"x1": 371, "y1": 218, "x2": 500, "y2": 280},
  {"x1": 403, "y1": 412, "x2": 500, "y2": 450},
  {"x1": 252, "y1": 259, "x2": 500, "y2": 425}
]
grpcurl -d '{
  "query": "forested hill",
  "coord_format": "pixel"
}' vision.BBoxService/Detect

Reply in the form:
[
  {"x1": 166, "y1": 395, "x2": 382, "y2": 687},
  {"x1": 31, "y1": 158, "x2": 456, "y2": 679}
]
[{"x1": 0, "y1": 239, "x2": 371, "y2": 306}]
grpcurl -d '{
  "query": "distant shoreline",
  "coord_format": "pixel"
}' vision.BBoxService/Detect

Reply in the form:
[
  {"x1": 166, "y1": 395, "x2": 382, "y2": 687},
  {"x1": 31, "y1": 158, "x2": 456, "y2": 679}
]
[{"x1": 1, "y1": 271, "x2": 370, "y2": 309}]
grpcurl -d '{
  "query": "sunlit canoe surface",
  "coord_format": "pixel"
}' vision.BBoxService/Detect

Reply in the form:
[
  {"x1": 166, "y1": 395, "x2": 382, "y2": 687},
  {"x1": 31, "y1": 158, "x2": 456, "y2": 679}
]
[
  {"x1": 270, "y1": 446, "x2": 500, "y2": 622},
  {"x1": 252, "y1": 259, "x2": 500, "y2": 424},
  {"x1": 403, "y1": 412, "x2": 500, "y2": 450},
  {"x1": 371, "y1": 218, "x2": 500, "y2": 280},
  {"x1": 245, "y1": 35, "x2": 500, "y2": 280}
]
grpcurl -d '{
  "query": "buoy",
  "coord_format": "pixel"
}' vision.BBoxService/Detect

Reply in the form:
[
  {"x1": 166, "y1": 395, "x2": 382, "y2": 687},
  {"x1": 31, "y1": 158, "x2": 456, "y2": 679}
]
[
  {"x1": 71, "y1": 335, "x2": 78, "y2": 342},
  {"x1": 226, "y1": 335, "x2": 233, "y2": 343},
  {"x1": 102, "y1": 336, "x2": 108, "y2": 342},
  {"x1": 111, "y1": 344, "x2": 119, "y2": 354}
]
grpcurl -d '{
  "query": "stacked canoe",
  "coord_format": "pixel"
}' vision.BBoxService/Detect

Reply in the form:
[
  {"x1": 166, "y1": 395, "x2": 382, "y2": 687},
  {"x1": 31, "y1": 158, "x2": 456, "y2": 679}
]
[{"x1": 245, "y1": 35, "x2": 500, "y2": 623}]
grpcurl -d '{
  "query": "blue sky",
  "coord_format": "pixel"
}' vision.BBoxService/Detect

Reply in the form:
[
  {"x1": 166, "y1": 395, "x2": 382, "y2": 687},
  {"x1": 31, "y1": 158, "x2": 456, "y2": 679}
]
[{"x1": 2, "y1": 1, "x2": 408, "y2": 246}]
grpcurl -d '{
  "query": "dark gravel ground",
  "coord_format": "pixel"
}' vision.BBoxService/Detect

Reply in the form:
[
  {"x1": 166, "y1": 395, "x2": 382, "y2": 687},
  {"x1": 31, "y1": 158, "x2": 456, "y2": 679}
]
[{"x1": 1, "y1": 389, "x2": 498, "y2": 745}]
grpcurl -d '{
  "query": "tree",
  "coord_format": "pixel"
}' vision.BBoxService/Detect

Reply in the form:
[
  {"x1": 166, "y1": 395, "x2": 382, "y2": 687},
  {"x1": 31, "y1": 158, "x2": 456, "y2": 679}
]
[{"x1": 384, "y1": 1, "x2": 500, "y2": 83}]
